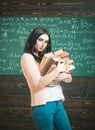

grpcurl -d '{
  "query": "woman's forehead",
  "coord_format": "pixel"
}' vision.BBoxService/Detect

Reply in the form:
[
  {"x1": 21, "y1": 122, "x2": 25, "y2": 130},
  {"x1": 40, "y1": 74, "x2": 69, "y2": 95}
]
[{"x1": 38, "y1": 34, "x2": 49, "y2": 40}]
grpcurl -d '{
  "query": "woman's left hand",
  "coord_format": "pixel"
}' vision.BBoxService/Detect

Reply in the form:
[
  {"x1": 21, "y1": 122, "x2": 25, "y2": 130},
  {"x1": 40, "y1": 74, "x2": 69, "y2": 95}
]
[{"x1": 54, "y1": 72, "x2": 72, "y2": 83}]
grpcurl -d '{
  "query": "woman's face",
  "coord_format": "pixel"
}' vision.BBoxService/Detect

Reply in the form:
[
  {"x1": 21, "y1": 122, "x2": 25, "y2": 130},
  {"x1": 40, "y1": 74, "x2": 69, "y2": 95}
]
[{"x1": 35, "y1": 34, "x2": 49, "y2": 54}]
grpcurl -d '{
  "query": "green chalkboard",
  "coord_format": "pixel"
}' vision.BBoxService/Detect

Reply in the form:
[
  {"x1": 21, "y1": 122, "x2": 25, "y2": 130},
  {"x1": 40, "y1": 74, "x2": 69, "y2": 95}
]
[{"x1": 0, "y1": 17, "x2": 95, "y2": 76}]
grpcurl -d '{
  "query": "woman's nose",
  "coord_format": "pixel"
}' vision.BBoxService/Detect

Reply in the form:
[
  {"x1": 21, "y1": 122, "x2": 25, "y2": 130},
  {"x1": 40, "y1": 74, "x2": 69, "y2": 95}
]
[{"x1": 42, "y1": 42, "x2": 45, "y2": 46}]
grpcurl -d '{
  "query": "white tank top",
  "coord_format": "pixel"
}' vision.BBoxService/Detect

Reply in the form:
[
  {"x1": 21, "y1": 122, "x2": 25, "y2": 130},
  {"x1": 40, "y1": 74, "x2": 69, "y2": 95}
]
[{"x1": 46, "y1": 83, "x2": 65, "y2": 102}]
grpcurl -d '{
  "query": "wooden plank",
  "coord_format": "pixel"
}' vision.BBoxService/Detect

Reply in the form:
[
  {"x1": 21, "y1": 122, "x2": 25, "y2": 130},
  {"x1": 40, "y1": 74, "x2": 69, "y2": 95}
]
[
  {"x1": 0, "y1": 95, "x2": 95, "y2": 108},
  {"x1": 66, "y1": 109, "x2": 95, "y2": 121},
  {"x1": 0, "y1": 95, "x2": 30, "y2": 107},
  {"x1": 0, "y1": 107, "x2": 95, "y2": 121},
  {"x1": 71, "y1": 121, "x2": 95, "y2": 130},
  {"x1": 64, "y1": 97, "x2": 95, "y2": 109},
  {"x1": 0, "y1": 75, "x2": 26, "y2": 82},
  {"x1": 0, "y1": 107, "x2": 31, "y2": 119},
  {"x1": 62, "y1": 84, "x2": 95, "y2": 97},
  {"x1": 0, "y1": 119, "x2": 35, "y2": 130},
  {"x1": 0, "y1": 82, "x2": 29, "y2": 95},
  {"x1": 62, "y1": 77, "x2": 95, "y2": 97},
  {"x1": 0, "y1": 76, "x2": 95, "y2": 97},
  {"x1": 0, "y1": 119, "x2": 95, "y2": 130},
  {"x1": 0, "y1": 0, "x2": 95, "y2": 16}
]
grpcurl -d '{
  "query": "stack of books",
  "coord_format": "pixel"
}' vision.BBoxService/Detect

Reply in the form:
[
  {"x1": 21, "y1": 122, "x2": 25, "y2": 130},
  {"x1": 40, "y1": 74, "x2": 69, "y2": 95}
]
[{"x1": 40, "y1": 49, "x2": 75, "y2": 76}]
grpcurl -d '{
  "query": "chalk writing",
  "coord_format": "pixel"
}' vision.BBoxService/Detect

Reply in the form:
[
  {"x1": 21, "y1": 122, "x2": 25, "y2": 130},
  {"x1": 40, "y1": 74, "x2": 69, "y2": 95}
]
[{"x1": 0, "y1": 17, "x2": 95, "y2": 76}]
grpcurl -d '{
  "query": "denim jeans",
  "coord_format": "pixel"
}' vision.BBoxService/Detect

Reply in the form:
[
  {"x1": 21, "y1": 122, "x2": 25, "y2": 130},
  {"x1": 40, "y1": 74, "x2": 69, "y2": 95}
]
[{"x1": 31, "y1": 100, "x2": 72, "y2": 130}]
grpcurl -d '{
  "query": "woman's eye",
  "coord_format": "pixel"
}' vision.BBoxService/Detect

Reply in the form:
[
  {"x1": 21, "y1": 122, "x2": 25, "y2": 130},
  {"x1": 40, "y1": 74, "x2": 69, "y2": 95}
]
[
  {"x1": 45, "y1": 41, "x2": 49, "y2": 44},
  {"x1": 38, "y1": 38, "x2": 48, "y2": 44},
  {"x1": 38, "y1": 38, "x2": 43, "y2": 41}
]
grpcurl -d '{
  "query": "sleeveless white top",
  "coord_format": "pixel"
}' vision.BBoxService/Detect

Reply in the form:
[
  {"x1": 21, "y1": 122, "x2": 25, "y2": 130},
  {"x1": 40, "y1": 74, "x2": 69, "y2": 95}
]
[{"x1": 46, "y1": 83, "x2": 65, "y2": 102}]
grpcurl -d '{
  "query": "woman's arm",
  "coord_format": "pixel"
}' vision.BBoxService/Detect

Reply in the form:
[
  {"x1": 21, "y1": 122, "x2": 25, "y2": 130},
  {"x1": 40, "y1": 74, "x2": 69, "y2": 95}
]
[{"x1": 21, "y1": 53, "x2": 66, "y2": 89}]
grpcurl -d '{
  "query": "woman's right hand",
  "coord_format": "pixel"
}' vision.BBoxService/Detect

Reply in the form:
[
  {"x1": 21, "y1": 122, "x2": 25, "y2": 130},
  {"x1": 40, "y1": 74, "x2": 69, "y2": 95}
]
[{"x1": 56, "y1": 61, "x2": 67, "y2": 73}]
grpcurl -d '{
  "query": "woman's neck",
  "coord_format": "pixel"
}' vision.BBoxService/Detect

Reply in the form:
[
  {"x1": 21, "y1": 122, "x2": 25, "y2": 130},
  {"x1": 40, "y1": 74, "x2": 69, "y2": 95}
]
[{"x1": 34, "y1": 50, "x2": 39, "y2": 57}]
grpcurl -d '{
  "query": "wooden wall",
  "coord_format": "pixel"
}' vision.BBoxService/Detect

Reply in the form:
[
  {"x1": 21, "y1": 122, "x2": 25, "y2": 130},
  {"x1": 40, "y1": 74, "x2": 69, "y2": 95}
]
[
  {"x1": 0, "y1": 0, "x2": 95, "y2": 130},
  {"x1": 0, "y1": 0, "x2": 95, "y2": 16},
  {"x1": 0, "y1": 76, "x2": 95, "y2": 130}
]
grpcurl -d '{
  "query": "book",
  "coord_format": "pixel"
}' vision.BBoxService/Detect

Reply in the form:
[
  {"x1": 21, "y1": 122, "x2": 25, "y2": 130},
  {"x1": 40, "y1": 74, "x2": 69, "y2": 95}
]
[
  {"x1": 54, "y1": 49, "x2": 69, "y2": 58},
  {"x1": 54, "y1": 49, "x2": 75, "y2": 73},
  {"x1": 40, "y1": 52, "x2": 55, "y2": 75}
]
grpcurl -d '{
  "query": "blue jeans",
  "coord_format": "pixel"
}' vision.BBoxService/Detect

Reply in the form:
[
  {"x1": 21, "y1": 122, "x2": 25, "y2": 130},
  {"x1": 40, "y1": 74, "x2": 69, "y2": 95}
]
[{"x1": 31, "y1": 100, "x2": 72, "y2": 130}]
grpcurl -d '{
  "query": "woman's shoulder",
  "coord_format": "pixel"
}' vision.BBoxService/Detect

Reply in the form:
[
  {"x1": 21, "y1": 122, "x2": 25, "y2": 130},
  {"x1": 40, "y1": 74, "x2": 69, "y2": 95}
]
[
  {"x1": 21, "y1": 53, "x2": 33, "y2": 59},
  {"x1": 21, "y1": 53, "x2": 35, "y2": 63}
]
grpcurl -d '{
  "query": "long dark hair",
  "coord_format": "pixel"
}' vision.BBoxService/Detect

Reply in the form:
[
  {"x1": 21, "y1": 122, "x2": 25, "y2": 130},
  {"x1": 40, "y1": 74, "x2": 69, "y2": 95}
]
[{"x1": 24, "y1": 27, "x2": 51, "y2": 62}]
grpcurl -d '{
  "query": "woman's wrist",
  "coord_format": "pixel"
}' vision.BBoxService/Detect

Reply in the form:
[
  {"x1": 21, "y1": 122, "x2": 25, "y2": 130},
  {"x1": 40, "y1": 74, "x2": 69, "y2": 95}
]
[{"x1": 63, "y1": 73, "x2": 72, "y2": 82}]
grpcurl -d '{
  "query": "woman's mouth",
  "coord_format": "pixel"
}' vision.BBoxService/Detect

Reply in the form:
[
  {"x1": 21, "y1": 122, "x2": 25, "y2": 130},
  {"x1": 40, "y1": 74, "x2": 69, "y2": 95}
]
[{"x1": 40, "y1": 47, "x2": 44, "y2": 51}]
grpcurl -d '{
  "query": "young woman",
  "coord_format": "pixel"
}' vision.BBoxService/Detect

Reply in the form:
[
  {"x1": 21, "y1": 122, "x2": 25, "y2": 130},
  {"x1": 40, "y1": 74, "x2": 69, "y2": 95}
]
[{"x1": 21, "y1": 27, "x2": 72, "y2": 130}]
